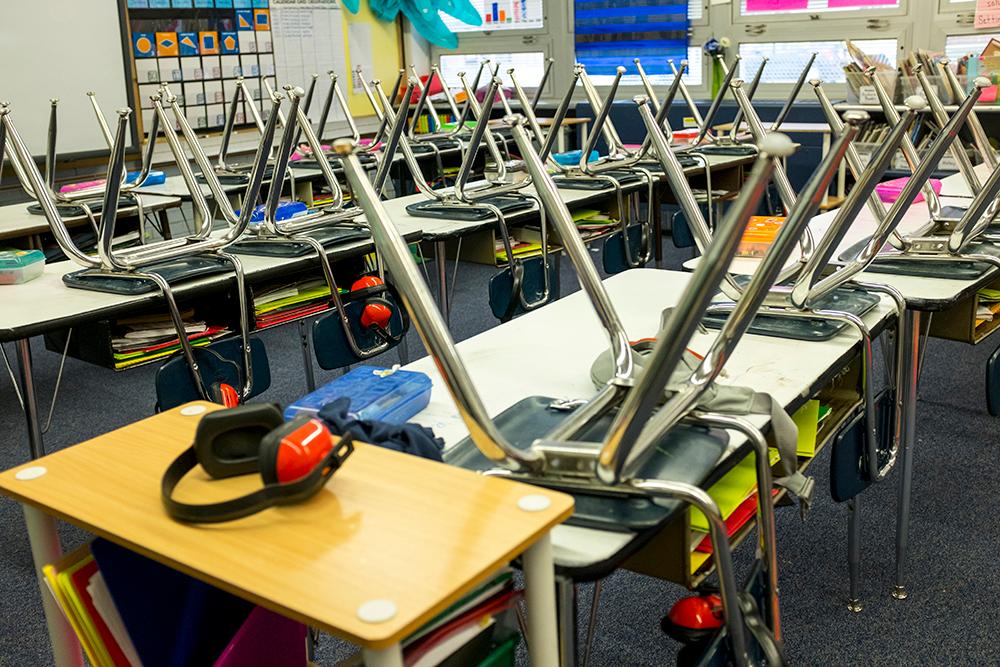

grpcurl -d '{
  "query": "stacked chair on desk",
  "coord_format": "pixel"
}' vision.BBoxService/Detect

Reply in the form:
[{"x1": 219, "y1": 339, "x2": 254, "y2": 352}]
[
  {"x1": 656, "y1": 73, "x2": 986, "y2": 610},
  {"x1": 536, "y1": 64, "x2": 656, "y2": 274},
  {"x1": 167, "y1": 79, "x2": 410, "y2": 384},
  {"x1": 367, "y1": 72, "x2": 558, "y2": 322},
  {"x1": 338, "y1": 77, "x2": 871, "y2": 661},
  {"x1": 0, "y1": 87, "x2": 280, "y2": 410},
  {"x1": 6, "y1": 92, "x2": 162, "y2": 249}
]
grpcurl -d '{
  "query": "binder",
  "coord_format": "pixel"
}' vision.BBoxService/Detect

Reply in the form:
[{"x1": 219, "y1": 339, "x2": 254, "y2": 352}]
[{"x1": 91, "y1": 538, "x2": 254, "y2": 667}]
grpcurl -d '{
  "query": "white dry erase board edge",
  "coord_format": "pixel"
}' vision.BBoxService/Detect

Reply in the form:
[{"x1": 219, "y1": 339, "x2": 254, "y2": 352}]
[{"x1": 0, "y1": 0, "x2": 135, "y2": 157}]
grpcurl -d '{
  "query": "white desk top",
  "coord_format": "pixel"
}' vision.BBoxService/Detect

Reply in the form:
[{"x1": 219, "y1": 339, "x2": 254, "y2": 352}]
[
  {"x1": 403, "y1": 268, "x2": 896, "y2": 567},
  {"x1": 134, "y1": 166, "x2": 328, "y2": 199},
  {"x1": 0, "y1": 195, "x2": 181, "y2": 241},
  {"x1": 395, "y1": 152, "x2": 752, "y2": 242},
  {"x1": 0, "y1": 216, "x2": 424, "y2": 341},
  {"x1": 938, "y1": 162, "x2": 992, "y2": 199},
  {"x1": 685, "y1": 165, "x2": 997, "y2": 307}
]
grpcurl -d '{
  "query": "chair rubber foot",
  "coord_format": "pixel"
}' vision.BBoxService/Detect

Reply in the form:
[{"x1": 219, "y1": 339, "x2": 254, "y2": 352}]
[
  {"x1": 892, "y1": 585, "x2": 908, "y2": 600},
  {"x1": 847, "y1": 599, "x2": 863, "y2": 613}
]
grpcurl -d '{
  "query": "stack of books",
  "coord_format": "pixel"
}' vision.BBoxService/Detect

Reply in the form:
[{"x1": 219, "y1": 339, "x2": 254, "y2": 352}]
[
  {"x1": 43, "y1": 544, "x2": 141, "y2": 666},
  {"x1": 403, "y1": 569, "x2": 521, "y2": 666},
  {"x1": 571, "y1": 209, "x2": 619, "y2": 240},
  {"x1": 112, "y1": 311, "x2": 228, "y2": 370},
  {"x1": 46, "y1": 539, "x2": 307, "y2": 667},
  {"x1": 253, "y1": 278, "x2": 336, "y2": 329}
]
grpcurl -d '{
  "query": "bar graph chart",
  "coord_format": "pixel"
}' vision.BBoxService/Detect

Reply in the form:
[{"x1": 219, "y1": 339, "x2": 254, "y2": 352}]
[{"x1": 440, "y1": 0, "x2": 543, "y2": 33}]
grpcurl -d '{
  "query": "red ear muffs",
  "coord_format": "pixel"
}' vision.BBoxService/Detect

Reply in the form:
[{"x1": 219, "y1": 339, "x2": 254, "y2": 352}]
[
  {"x1": 259, "y1": 417, "x2": 336, "y2": 485},
  {"x1": 162, "y1": 406, "x2": 354, "y2": 523},
  {"x1": 351, "y1": 275, "x2": 384, "y2": 291},
  {"x1": 209, "y1": 382, "x2": 241, "y2": 408},
  {"x1": 361, "y1": 301, "x2": 394, "y2": 329},
  {"x1": 661, "y1": 594, "x2": 724, "y2": 644}
]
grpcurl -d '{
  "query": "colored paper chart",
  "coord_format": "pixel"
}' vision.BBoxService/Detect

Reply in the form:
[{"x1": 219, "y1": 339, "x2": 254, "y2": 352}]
[
  {"x1": 828, "y1": 0, "x2": 895, "y2": 5},
  {"x1": 745, "y1": 0, "x2": 807, "y2": 10}
]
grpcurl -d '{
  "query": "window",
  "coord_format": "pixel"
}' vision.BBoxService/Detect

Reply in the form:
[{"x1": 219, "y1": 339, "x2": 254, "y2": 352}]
[
  {"x1": 574, "y1": 1, "x2": 689, "y2": 83},
  {"x1": 688, "y1": 0, "x2": 704, "y2": 21},
  {"x1": 439, "y1": 0, "x2": 545, "y2": 33},
  {"x1": 588, "y1": 46, "x2": 703, "y2": 87},
  {"x1": 739, "y1": 38, "x2": 897, "y2": 84},
  {"x1": 945, "y1": 33, "x2": 1000, "y2": 61},
  {"x1": 739, "y1": 0, "x2": 899, "y2": 16},
  {"x1": 438, "y1": 51, "x2": 548, "y2": 89}
]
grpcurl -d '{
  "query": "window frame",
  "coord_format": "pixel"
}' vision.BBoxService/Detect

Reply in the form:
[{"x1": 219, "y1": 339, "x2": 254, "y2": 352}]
[
  {"x1": 735, "y1": 26, "x2": 909, "y2": 99},
  {"x1": 733, "y1": 0, "x2": 909, "y2": 26}
]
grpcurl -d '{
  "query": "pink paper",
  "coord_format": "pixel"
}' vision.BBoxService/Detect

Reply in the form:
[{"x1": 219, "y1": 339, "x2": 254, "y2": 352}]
[
  {"x1": 875, "y1": 177, "x2": 942, "y2": 204},
  {"x1": 60, "y1": 179, "x2": 105, "y2": 193},
  {"x1": 977, "y1": 0, "x2": 1000, "y2": 30},
  {"x1": 213, "y1": 607, "x2": 307, "y2": 667},
  {"x1": 745, "y1": 0, "x2": 807, "y2": 11},
  {"x1": 828, "y1": 0, "x2": 895, "y2": 6}
]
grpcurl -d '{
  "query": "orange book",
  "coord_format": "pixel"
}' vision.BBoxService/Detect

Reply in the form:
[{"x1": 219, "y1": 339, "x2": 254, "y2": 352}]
[{"x1": 736, "y1": 216, "x2": 785, "y2": 258}]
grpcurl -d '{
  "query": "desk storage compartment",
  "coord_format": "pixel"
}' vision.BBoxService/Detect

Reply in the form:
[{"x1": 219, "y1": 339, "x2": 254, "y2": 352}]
[
  {"x1": 437, "y1": 195, "x2": 627, "y2": 267},
  {"x1": 928, "y1": 276, "x2": 1000, "y2": 344},
  {"x1": 248, "y1": 256, "x2": 366, "y2": 332},
  {"x1": 623, "y1": 352, "x2": 865, "y2": 589},
  {"x1": 43, "y1": 288, "x2": 242, "y2": 372}
]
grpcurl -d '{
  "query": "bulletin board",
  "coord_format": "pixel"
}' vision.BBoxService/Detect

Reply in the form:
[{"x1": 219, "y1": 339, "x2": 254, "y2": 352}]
[
  {"x1": 121, "y1": 0, "x2": 401, "y2": 139},
  {"x1": 125, "y1": 0, "x2": 278, "y2": 137},
  {"x1": 269, "y1": 0, "x2": 403, "y2": 124}
]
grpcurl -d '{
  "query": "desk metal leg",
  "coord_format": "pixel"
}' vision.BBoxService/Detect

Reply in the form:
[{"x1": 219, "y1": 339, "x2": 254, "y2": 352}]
[
  {"x1": 16, "y1": 338, "x2": 45, "y2": 459},
  {"x1": 821, "y1": 132, "x2": 832, "y2": 209},
  {"x1": 434, "y1": 241, "x2": 450, "y2": 325},
  {"x1": 23, "y1": 505, "x2": 84, "y2": 667},
  {"x1": 652, "y1": 186, "x2": 663, "y2": 268},
  {"x1": 524, "y1": 533, "x2": 560, "y2": 667},
  {"x1": 362, "y1": 644, "x2": 403, "y2": 667},
  {"x1": 298, "y1": 320, "x2": 316, "y2": 393},
  {"x1": 557, "y1": 126, "x2": 567, "y2": 154},
  {"x1": 555, "y1": 576, "x2": 578, "y2": 666},
  {"x1": 157, "y1": 209, "x2": 173, "y2": 240},
  {"x1": 847, "y1": 497, "x2": 862, "y2": 612},
  {"x1": 894, "y1": 308, "x2": 921, "y2": 600}
]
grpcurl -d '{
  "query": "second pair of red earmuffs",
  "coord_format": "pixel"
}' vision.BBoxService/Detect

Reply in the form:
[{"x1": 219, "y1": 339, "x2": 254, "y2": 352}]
[
  {"x1": 351, "y1": 276, "x2": 395, "y2": 332},
  {"x1": 162, "y1": 404, "x2": 354, "y2": 523}
]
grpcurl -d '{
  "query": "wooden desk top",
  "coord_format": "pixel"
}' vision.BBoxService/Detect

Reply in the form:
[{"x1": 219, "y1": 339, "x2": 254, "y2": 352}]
[{"x1": 0, "y1": 403, "x2": 573, "y2": 648}]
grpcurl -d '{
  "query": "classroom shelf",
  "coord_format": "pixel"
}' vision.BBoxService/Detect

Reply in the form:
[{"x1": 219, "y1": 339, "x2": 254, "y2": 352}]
[
  {"x1": 930, "y1": 275, "x2": 1000, "y2": 344},
  {"x1": 622, "y1": 350, "x2": 867, "y2": 590}
]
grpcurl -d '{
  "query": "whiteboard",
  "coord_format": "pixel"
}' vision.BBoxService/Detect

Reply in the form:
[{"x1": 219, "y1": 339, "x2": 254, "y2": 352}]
[{"x1": 0, "y1": 0, "x2": 133, "y2": 157}]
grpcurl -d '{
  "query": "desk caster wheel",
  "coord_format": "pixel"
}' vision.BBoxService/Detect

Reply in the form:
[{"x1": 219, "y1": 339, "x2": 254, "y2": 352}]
[
  {"x1": 892, "y1": 585, "x2": 908, "y2": 600},
  {"x1": 847, "y1": 599, "x2": 863, "y2": 613}
]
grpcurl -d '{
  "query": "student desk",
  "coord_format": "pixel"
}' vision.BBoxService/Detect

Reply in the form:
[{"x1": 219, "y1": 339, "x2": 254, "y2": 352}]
[
  {"x1": 0, "y1": 403, "x2": 573, "y2": 667},
  {"x1": 134, "y1": 166, "x2": 329, "y2": 221},
  {"x1": 387, "y1": 152, "x2": 752, "y2": 322},
  {"x1": 402, "y1": 268, "x2": 895, "y2": 587},
  {"x1": 0, "y1": 195, "x2": 182, "y2": 248},
  {"x1": 686, "y1": 178, "x2": 1000, "y2": 601},
  {"x1": 712, "y1": 122, "x2": 845, "y2": 208},
  {"x1": 0, "y1": 221, "x2": 424, "y2": 461}
]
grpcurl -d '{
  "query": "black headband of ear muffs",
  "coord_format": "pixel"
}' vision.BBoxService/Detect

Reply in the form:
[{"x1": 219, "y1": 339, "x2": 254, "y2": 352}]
[{"x1": 161, "y1": 408, "x2": 355, "y2": 524}]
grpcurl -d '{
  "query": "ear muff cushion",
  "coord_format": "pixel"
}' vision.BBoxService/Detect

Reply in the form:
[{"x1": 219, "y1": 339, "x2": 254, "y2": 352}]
[
  {"x1": 258, "y1": 416, "x2": 292, "y2": 485},
  {"x1": 195, "y1": 404, "x2": 284, "y2": 479}
]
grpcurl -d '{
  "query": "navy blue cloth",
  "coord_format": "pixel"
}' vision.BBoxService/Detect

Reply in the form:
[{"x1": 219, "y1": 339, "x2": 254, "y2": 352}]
[{"x1": 318, "y1": 397, "x2": 445, "y2": 462}]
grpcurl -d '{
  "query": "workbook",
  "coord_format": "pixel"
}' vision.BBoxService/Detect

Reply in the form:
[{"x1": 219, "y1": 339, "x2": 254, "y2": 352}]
[{"x1": 42, "y1": 544, "x2": 138, "y2": 666}]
